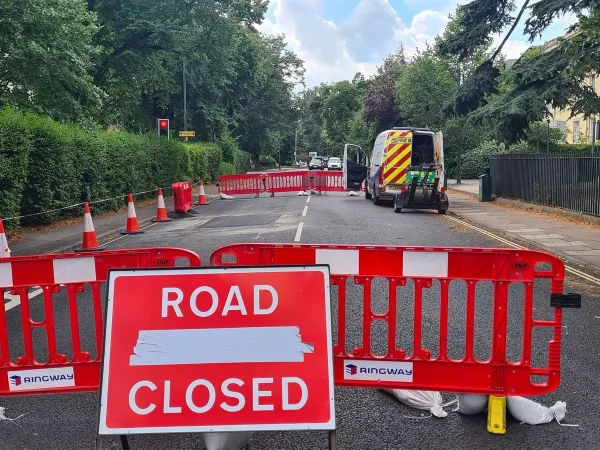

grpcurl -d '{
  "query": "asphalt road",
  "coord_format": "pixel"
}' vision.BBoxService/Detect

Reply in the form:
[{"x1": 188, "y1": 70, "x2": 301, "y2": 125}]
[{"x1": 1, "y1": 193, "x2": 597, "y2": 450}]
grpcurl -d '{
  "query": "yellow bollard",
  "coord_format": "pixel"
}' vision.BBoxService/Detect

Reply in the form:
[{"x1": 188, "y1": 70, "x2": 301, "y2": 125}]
[{"x1": 487, "y1": 395, "x2": 507, "y2": 434}]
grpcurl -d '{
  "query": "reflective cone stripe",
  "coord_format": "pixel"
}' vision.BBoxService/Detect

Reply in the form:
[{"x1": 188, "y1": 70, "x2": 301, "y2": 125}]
[
  {"x1": 122, "y1": 194, "x2": 144, "y2": 234},
  {"x1": 78, "y1": 203, "x2": 103, "y2": 251},
  {"x1": 0, "y1": 218, "x2": 11, "y2": 258},
  {"x1": 152, "y1": 188, "x2": 171, "y2": 222},
  {"x1": 197, "y1": 180, "x2": 208, "y2": 205}
]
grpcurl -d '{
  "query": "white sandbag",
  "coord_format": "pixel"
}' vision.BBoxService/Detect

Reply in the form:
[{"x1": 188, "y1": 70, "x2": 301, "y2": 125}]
[
  {"x1": 203, "y1": 431, "x2": 253, "y2": 450},
  {"x1": 297, "y1": 191, "x2": 309, "y2": 196},
  {"x1": 347, "y1": 191, "x2": 358, "y2": 196},
  {"x1": 458, "y1": 394, "x2": 488, "y2": 415},
  {"x1": 507, "y1": 396, "x2": 571, "y2": 425},
  {"x1": 220, "y1": 193, "x2": 235, "y2": 200},
  {"x1": 383, "y1": 389, "x2": 452, "y2": 418}
]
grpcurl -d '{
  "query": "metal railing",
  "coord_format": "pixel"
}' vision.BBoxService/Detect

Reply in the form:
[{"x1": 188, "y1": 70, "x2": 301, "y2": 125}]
[{"x1": 489, "y1": 153, "x2": 600, "y2": 216}]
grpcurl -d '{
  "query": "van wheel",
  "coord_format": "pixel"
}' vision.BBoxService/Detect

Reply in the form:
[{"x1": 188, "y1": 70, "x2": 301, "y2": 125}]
[
  {"x1": 373, "y1": 190, "x2": 382, "y2": 205},
  {"x1": 394, "y1": 203, "x2": 402, "y2": 213},
  {"x1": 437, "y1": 208, "x2": 446, "y2": 215},
  {"x1": 365, "y1": 186, "x2": 372, "y2": 200}
]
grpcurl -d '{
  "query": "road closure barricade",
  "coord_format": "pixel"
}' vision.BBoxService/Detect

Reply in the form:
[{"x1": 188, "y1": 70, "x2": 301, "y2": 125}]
[
  {"x1": 210, "y1": 243, "x2": 578, "y2": 397},
  {"x1": 0, "y1": 248, "x2": 200, "y2": 397},
  {"x1": 218, "y1": 170, "x2": 345, "y2": 196}
]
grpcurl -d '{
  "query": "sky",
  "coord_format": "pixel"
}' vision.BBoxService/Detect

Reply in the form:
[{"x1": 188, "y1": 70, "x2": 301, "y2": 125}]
[{"x1": 259, "y1": 0, "x2": 578, "y2": 88}]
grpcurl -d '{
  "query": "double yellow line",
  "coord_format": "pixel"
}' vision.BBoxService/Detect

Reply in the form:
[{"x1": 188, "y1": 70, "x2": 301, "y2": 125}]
[{"x1": 445, "y1": 215, "x2": 600, "y2": 287}]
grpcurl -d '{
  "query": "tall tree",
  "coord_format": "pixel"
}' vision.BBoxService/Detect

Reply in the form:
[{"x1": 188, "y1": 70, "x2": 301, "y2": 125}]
[
  {"x1": 396, "y1": 49, "x2": 457, "y2": 128},
  {"x1": 363, "y1": 47, "x2": 406, "y2": 133},
  {"x1": 0, "y1": 0, "x2": 102, "y2": 121},
  {"x1": 439, "y1": 0, "x2": 600, "y2": 142}
]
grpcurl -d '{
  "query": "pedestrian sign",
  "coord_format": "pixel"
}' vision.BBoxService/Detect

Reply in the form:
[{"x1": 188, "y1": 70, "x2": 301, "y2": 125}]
[{"x1": 98, "y1": 266, "x2": 335, "y2": 435}]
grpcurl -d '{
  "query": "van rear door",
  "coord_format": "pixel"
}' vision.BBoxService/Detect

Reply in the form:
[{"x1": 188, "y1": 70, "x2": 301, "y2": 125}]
[{"x1": 383, "y1": 130, "x2": 413, "y2": 188}]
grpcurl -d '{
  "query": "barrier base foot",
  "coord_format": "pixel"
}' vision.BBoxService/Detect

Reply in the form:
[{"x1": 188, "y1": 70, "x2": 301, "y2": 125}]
[
  {"x1": 196, "y1": 202, "x2": 209, "y2": 206},
  {"x1": 120, "y1": 230, "x2": 145, "y2": 235},
  {"x1": 487, "y1": 395, "x2": 506, "y2": 434},
  {"x1": 75, "y1": 246, "x2": 105, "y2": 253},
  {"x1": 151, "y1": 218, "x2": 173, "y2": 223}
]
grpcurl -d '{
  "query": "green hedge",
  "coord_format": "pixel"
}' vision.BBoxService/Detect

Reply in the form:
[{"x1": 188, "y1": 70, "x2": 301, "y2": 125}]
[{"x1": 0, "y1": 108, "x2": 250, "y2": 227}]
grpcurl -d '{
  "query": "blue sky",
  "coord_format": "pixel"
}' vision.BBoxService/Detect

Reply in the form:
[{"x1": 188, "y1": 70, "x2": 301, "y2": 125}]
[{"x1": 261, "y1": 0, "x2": 576, "y2": 87}]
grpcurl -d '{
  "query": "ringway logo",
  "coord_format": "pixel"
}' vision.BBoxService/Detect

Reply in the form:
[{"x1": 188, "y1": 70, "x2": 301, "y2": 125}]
[
  {"x1": 343, "y1": 360, "x2": 413, "y2": 383},
  {"x1": 8, "y1": 367, "x2": 75, "y2": 392},
  {"x1": 345, "y1": 364, "x2": 358, "y2": 375}
]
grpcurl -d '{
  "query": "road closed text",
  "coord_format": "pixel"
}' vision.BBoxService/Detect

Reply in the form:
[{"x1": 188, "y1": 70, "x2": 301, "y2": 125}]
[
  {"x1": 101, "y1": 268, "x2": 334, "y2": 432},
  {"x1": 128, "y1": 377, "x2": 309, "y2": 416}
]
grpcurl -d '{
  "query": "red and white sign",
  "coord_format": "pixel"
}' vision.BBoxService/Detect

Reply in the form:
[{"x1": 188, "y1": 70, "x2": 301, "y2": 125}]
[{"x1": 98, "y1": 266, "x2": 335, "y2": 435}]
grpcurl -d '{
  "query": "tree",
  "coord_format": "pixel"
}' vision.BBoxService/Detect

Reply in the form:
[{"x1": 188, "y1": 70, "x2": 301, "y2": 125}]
[
  {"x1": 233, "y1": 34, "x2": 304, "y2": 158},
  {"x1": 396, "y1": 50, "x2": 457, "y2": 128},
  {"x1": 439, "y1": 0, "x2": 600, "y2": 143},
  {"x1": 0, "y1": 0, "x2": 102, "y2": 121},
  {"x1": 363, "y1": 47, "x2": 406, "y2": 133}
]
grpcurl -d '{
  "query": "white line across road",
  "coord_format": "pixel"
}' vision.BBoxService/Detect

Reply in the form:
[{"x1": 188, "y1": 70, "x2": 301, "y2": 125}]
[
  {"x1": 302, "y1": 206, "x2": 308, "y2": 217},
  {"x1": 4, "y1": 288, "x2": 43, "y2": 312},
  {"x1": 446, "y1": 215, "x2": 600, "y2": 287},
  {"x1": 307, "y1": 196, "x2": 311, "y2": 203}
]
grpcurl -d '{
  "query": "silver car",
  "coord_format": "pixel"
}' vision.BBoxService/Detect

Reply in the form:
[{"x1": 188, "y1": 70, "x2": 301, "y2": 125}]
[{"x1": 327, "y1": 157, "x2": 342, "y2": 170}]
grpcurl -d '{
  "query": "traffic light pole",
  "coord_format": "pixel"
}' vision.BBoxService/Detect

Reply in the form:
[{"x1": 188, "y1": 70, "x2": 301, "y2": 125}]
[{"x1": 183, "y1": 57, "x2": 188, "y2": 141}]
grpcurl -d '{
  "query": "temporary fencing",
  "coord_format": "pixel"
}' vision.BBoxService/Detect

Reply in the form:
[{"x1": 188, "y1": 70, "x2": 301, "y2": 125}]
[
  {"x1": 0, "y1": 247, "x2": 201, "y2": 396},
  {"x1": 218, "y1": 170, "x2": 345, "y2": 196},
  {"x1": 210, "y1": 243, "x2": 578, "y2": 396}
]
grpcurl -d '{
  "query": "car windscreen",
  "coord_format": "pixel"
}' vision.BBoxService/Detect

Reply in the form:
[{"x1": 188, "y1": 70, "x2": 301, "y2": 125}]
[
  {"x1": 329, "y1": 158, "x2": 340, "y2": 163},
  {"x1": 311, "y1": 158, "x2": 322, "y2": 163}
]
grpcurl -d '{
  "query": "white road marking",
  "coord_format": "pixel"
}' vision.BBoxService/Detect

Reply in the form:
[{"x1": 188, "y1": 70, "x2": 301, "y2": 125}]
[
  {"x1": 302, "y1": 206, "x2": 308, "y2": 217},
  {"x1": 307, "y1": 196, "x2": 311, "y2": 203},
  {"x1": 294, "y1": 222, "x2": 304, "y2": 242},
  {"x1": 4, "y1": 288, "x2": 43, "y2": 312}
]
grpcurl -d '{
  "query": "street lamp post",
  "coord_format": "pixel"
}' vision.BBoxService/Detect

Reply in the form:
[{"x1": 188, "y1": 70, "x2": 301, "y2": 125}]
[{"x1": 547, "y1": 119, "x2": 551, "y2": 153}]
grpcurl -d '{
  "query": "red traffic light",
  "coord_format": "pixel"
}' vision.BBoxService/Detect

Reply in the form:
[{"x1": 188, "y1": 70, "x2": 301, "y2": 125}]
[{"x1": 159, "y1": 120, "x2": 168, "y2": 128}]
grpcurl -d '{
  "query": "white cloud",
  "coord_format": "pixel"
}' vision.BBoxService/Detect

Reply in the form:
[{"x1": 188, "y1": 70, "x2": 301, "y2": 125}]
[
  {"x1": 259, "y1": 0, "x2": 580, "y2": 87},
  {"x1": 259, "y1": 0, "x2": 449, "y2": 87}
]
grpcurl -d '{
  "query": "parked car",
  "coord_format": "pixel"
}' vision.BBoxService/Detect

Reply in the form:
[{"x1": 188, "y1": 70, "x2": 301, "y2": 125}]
[
  {"x1": 309, "y1": 157, "x2": 324, "y2": 170},
  {"x1": 327, "y1": 157, "x2": 342, "y2": 170}
]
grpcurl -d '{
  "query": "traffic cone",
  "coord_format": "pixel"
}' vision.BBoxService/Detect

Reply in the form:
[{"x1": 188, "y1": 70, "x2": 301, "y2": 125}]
[
  {"x1": 121, "y1": 193, "x2": 145, "y2": 235},
  {"x1": 197, "y1": 180, "x2": 209, "y2": 205},
  {"x1": 75, "y1": 203, "x2": 104, "y2": 252},
  {"x1": 152, "y1": 188, "x2": 172, "y2": 222},
  {"x1": 0, "y1": 218, "x2": 11, "y2": 258}
]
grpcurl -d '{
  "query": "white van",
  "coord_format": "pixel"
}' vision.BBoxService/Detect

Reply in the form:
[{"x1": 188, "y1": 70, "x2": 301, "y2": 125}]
[{"x1": 365, "y1": 128, "x2": 445, "y2": 204}]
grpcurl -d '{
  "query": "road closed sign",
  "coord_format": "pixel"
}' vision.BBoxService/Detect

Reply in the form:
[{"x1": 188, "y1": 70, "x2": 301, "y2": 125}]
[{"x1": 98, "y1": 266, "x2": 335, "y2": 435}]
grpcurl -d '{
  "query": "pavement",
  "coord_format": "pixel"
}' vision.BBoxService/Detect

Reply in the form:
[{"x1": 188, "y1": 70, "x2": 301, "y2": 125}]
[
  {"x1": 8, "y1": 185, "x2": 220, "y2": 255},
  {"x1": 2, "y1": 190, "x2": 599, "y2": 449},
  {"x1": 448, "y1": 180, "x2": 600, "y2": 276}
]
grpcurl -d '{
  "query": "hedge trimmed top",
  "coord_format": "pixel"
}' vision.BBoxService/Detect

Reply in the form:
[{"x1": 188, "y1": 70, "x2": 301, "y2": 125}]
[{"x1": 0, "y1": 108, "x2": 250, "y2": 226}]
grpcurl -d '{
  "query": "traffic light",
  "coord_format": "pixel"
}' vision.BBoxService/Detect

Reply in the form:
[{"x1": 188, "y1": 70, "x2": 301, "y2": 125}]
[{"x1": 158, "y1": 119, "x2": 169, "y2": 139}]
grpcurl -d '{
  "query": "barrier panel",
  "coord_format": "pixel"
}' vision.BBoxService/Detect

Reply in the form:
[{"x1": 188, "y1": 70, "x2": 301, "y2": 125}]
[
  {"x1": 314, "y1": 171, "x2": 344, "y2": 193},
  {"x1": 210, "y1": 243, "x2": 575, "y2": 396},
  {"x1": 0, "y1": 248, "x2": 201, "y2": 397},
  {"x1": 218, "y1": 170, "x2": 346, "y2": 196},
  {"x1": 267, "y1": 171, "x2": 308, "y2": 194},
  {"x1": 217, "y1": 173, "x2": 265, "y2": 196}
]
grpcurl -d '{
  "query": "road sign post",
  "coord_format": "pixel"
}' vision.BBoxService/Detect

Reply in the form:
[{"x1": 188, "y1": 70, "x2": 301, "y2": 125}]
[{"x1": 97, "y1": 266, "x2": 335, "y2": 447}]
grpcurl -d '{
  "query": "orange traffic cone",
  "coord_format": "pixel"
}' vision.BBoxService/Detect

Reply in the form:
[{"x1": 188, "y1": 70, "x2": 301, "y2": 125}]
[
  {"x1": 75, "y1": 203, "x2": 104, "y2": 252},
  {"x1": 0, "y1": 218, "x2": 11, "y2": 258},
  {"x1": 197, "y1": 180, "x2": 208, "y2": 205},
  {"x1": 152, "y1": 188, "x2": 172, "y2": 222},
  {"x1": 121, "y1": 193, "x2": 144, "y2": 235}
]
